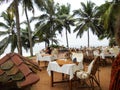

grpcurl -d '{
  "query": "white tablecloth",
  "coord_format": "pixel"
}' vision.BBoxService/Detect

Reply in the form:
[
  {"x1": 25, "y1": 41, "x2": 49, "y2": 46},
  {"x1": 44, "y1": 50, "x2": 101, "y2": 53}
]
[
  {"x1": 36, "y1": 53, "x2": 56, "y2": 63},
  {"x1": 47, "y1": 61, "x2": 83, "y2": 80},
  {"x1": 100, "y1": 53, "x2": 115, "y2": 59}
]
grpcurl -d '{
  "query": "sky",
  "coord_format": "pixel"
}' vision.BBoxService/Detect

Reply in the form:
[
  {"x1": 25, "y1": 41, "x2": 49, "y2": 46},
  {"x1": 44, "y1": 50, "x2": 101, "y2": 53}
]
[
  {"x1": 54, "y1": 0, "x2": 109, "y2": 47},
  {"x1": 0, "y1": 0, "x2": 111, "y2": 57}
]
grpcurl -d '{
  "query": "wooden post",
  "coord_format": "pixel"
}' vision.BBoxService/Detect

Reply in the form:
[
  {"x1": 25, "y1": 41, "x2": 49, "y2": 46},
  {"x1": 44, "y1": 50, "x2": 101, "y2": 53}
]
[{"x1": 51, "y1": 71, "x2": 54, "y2": 87}]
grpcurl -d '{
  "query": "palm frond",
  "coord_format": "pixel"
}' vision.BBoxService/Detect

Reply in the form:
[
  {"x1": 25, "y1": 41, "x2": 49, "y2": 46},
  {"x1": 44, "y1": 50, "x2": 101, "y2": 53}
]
[
  {"x1": 0, "y1": 22, "x2": 9, "y2": 29},
  {"x1": 0, "y1": 31, "x2": 9, "y2": 36},
  {"x1": 34, "y1": 0, "x2": 45, "y2": 11},
  {"x1": 0, "y1": 37, "x2": 10, "y2": 55},
  {"x1": 10, "y1": 34, "x2": 17, "y2": 52}
]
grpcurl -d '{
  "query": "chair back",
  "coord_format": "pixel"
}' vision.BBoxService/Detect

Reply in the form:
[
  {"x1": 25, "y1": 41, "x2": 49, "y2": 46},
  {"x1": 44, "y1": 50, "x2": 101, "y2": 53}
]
[
  {"x1": 36, "y1": 53, "x2": 41, "y2": 60},
  {"x1": 72, "y1": 52, "x2": 84, "y2": 62},
  {"x1": 72, "y1": 52, "x2": 84, "y2": 70},
  {"x1": 91, "y1": 56, "x2": 100, "y2": 75},
  {"x1": 87, "y1": 59, "x2": 95, "y2": 74},
  {"x1": 86, "y1": 56, "x2": 100, "y2": 75}
]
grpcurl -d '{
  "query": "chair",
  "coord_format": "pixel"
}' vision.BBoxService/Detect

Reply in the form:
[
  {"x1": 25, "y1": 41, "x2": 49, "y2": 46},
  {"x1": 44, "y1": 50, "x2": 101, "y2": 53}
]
[
  {"x1": 62, "y1": 52, "x2": 84, "y2": 80},
  {"x1": 51, "y1": 48, "x2": 59, "y2": 60},
  {"x1": 112, "y1": 46, "x2": 119, "y2": 57},
  {"x1": 72, "y1": 52, "x2": 84, "y2": 70},
  {"x1": 75, "y1": 56, "x2": 101, "y2": 89},
  {"x1": 87, "y1": 50, "x2": 94, "y2": 62}
]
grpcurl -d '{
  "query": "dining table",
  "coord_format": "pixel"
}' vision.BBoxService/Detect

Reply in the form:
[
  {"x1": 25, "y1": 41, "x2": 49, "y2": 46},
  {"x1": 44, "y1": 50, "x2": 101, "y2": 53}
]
[
  {"x1": 36, "y1": 53, "x2": 56, "y2": 62},
  {"x1": 100, "y1": 53, "x2": 115, "y2": 59},
  {"x1": 47, "y1": 59, "x2": 83, "y2": 90}
]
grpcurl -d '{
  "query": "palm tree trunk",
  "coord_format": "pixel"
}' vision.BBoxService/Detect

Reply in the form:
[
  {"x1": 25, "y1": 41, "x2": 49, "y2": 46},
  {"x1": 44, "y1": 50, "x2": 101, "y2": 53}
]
[
  {"x1": 14, "y1": 0, "x2": 22, "y2": 55},
  {"x1": 87, "y1": 28, "x2": 90, "y2": 47},
  {"x1": 115, "y1": 17, "x2": 120, "y2": 46},
  {"x1": 51, "y1": 24, "x2": 54, "y2": 45},
  {"x1": 25, "y1": 6, "x2": 33, "y2": 56},
  {"x1": 66, "y1": 29, "x2": 69, "y2": 48}
]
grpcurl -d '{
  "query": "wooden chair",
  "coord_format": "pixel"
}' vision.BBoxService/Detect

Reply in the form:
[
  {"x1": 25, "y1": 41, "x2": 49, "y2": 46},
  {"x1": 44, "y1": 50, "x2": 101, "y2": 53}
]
[{"x1": 75, "y1": 56, "x2": 101, "y2": 89}]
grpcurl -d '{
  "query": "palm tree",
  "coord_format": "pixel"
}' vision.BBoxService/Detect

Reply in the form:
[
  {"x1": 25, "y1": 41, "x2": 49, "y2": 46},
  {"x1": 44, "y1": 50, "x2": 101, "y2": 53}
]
[
  {"x1": 0, "y1": 11, "x2": 31, "y2": 55},
  {"x1": 0, "y1": 0, "x2": 22, "y2": 55},
  {"x1": 73, "y1": 1, "x2": 103, "y2": 47},
  {"x1": 33, "y1": 0, "x2": 61, "y2": 47},
  {"x1": 20, "y1": 0, "x2": 45, "y2": 56},
  {"x1": 0, "y1": 0, "x2": 45, "y2": 56},
  {"x1": 34, "y1": 24, "x2": 58, "y2": 47},
  {"x1": 21, "y1": 0, "x2": 34, "y2": 56},
  {"x1": 56, "y1": 4, "x2": 75, "y2": 48},
  {"x1": 20, "y1": 25, "x2": 36, "y2": 52},
  {"x1": 14, "y1": 0, "x2": 22, "y2": 55},
  {"x1": 99, "y1": 1, "x2": 120, "y2": 90},
  {"x1": 98, "y1": 0, "x2": 120, "y2": 43},
  {"x1": 0, "y1": 11, "x2": 16, "y2": 55}
]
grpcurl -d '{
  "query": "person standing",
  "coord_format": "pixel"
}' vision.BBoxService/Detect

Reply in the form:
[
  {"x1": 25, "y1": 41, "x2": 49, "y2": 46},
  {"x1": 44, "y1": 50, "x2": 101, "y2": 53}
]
[{"x1": 45, "y1": 47, "x2": 52, "y2": 54}]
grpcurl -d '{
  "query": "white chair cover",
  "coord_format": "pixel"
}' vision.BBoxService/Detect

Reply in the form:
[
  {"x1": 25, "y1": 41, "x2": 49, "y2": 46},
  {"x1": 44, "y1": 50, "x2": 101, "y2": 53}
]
[
  {"x1": 72, "y1": 52, "x2": 84, "y2": 70},
  {"x1": 76, "y1": 59, "x2": 95, "y2": 79}
]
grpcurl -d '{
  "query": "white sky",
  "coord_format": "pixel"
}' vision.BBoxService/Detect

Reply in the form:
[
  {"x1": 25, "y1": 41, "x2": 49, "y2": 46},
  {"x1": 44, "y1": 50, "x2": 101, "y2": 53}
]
[
  {"x1": 54, "y1": 0, "x2": 109, "y2": 48},
  {"x1": 0, "y1": 0, "x2": 110, "y2": 57},
  {"x1": 55, "y1": 0, "x2": 105, "y2": 6}
]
